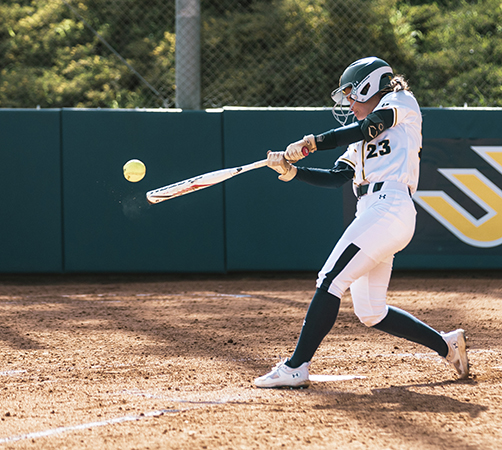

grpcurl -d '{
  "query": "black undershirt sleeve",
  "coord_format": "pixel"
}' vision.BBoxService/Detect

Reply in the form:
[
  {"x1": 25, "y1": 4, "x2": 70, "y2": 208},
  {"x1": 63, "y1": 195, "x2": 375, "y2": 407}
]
[
  {"x1": 315, "y1": 109, "x2": 395, "y2": 150},
  {"x1": 295, "y1": 161, "x2": 355, "y2": 189},
  {"x1": 316, "y1": 122, "x2": 363, "y2": 150},
  {"x1": 293, "y1": 109, "x2": 394, "y2": 188}
]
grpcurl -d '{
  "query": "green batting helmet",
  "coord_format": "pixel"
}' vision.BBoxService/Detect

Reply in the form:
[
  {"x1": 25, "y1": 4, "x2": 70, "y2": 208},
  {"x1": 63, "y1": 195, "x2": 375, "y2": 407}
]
[{"x1": 331, "y1": 57, "x2": 393, "y2": 125}]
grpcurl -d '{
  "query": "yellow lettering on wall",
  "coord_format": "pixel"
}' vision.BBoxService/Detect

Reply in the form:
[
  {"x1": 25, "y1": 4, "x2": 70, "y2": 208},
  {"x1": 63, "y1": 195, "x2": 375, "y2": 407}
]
[{"x1": 414, "y1": 147, "x2": 502, "y2": 248}]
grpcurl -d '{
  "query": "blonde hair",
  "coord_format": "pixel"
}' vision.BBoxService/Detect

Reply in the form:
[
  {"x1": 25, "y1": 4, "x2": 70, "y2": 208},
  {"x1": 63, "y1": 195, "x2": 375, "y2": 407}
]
[{"x1": 383, "y1": 75, "x2": 411, "y2": 94}]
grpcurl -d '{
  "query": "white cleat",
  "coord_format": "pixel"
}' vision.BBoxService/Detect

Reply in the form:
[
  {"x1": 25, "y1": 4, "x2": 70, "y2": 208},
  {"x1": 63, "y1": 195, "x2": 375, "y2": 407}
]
[
  {"x1": 442, "y1": 329, "x2": 469, "y2": 380},
  {"x1": 254, "y1": 359, "x2": 311, "y2": 389}
]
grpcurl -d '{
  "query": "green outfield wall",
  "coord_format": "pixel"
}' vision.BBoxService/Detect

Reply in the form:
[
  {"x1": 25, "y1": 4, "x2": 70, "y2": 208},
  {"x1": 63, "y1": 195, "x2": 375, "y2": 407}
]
[
  {"x1": 2, "y1": 107, "x2": 502, "y2": 273},
  {"x1": 0, "y1": 109, "x2": 63, "y2": 273}
]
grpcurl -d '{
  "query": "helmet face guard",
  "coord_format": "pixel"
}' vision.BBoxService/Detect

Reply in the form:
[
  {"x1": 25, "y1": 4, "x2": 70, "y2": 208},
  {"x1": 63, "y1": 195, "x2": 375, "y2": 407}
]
[
  {"x1": 331, "y1": 57, "x2": 393, "y2": 126},
  {"x1": 331, "y1": 84, "x2": 354, "y2": 126}
]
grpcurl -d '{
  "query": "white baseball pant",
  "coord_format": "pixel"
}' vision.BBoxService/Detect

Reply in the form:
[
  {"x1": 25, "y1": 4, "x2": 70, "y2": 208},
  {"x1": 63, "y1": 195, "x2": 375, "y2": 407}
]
[{"x1": 316, "y1": 182, "x2": 416, "y2": 326}]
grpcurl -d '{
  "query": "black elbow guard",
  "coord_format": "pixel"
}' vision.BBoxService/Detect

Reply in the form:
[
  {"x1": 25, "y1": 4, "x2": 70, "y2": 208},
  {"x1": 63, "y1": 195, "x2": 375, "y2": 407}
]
[{"x1": 360, "y1": 109, "x2": 394, "y2": 141}]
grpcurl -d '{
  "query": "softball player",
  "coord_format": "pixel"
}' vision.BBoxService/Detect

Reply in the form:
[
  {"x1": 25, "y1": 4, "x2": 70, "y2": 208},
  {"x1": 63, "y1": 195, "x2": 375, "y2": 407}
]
[{"x1": 255, "y1": 57, "x2": 469, "y2": 388}]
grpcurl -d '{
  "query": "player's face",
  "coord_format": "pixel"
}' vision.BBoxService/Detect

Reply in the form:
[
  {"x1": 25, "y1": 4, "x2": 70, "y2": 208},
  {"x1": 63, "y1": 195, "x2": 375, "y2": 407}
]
[{"x1": 345, "y1": 87, "x2": 381, "y2": 120}]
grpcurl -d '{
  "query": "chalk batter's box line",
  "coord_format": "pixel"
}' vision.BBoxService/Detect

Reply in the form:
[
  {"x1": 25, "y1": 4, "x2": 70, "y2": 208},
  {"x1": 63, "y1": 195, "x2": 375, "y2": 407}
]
[
  {"x1": 0, "y1": 375, "x2": 367, "y2": 445},
  {"x1": 0, "y1": 401, "x2": 225, "y2": 445},
  {"x1": 0, "y1": 349, "x2": 495, "y2": 444}
]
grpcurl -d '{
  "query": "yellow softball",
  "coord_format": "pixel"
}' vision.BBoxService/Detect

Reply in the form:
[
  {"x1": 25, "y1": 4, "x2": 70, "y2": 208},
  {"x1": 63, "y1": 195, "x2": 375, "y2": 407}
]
[{"x1": 123, "y1": 159, "x2": 146, "y2": 182}]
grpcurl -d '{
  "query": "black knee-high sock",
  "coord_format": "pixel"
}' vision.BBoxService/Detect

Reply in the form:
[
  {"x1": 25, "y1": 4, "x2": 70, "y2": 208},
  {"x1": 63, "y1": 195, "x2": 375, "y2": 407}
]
[
  {"x1": 373, "y1": 306, "x2": 448, "y2": 357},
  {"x1": 286, "y1": 289, "x2": 341, "y2": 368}
]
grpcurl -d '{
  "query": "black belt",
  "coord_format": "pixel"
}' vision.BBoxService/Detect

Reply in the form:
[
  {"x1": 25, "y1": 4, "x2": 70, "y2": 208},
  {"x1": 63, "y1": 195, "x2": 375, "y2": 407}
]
[{"x1": 356, "y1": 182, "x2": 384, "y2": 199}]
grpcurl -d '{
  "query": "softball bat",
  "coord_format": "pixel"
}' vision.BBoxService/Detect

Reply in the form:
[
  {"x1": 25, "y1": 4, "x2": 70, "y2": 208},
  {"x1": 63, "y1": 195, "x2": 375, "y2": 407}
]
[{"x1": 146, "y1": 159, "x2": 268, "y2": 204}]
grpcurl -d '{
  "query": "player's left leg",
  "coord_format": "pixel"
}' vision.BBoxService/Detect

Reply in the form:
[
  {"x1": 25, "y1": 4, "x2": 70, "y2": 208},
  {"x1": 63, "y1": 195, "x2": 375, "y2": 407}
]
[
  {"x1": 255, "y1": 238, "x2": 388, "y2": 388},
  {"x1": 254, "y1": 288, "x2": 340, "y2": 388},
  {"x1": 287, "y1": 288, "x2": 340, "y2": 368}
]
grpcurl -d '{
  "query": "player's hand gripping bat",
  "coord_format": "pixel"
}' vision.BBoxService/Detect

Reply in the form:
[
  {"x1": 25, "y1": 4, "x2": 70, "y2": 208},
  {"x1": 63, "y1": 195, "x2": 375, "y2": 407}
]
[{"x1": 146, "y1": 147, "x2": 309, "y2": 205}]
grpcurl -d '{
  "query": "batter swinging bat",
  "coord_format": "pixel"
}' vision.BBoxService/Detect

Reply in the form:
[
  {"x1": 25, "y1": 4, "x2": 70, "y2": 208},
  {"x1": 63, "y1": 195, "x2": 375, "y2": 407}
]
[{"x1": 146, "y1": 159, "x2": 268, "y2": 204}]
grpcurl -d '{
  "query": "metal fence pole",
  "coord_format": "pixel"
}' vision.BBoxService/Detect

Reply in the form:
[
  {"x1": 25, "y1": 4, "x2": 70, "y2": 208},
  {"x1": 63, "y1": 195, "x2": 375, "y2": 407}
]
[{"x1": 175, "y1": 0, "x2": 201, "y2": 110}]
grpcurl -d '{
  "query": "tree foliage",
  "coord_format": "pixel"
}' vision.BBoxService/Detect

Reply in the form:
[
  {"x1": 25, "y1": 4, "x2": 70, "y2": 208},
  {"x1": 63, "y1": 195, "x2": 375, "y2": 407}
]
[
  {"x1": 201, "y1": 0, "x2": 407, "y2": 107},
  {"x1": 0, "y1": 0, "x2": 175, "y2": 108},
  {"x1": 0, "y1": 0, "x2": 501, "y2": 108},
  {"x1": 400, "y1": 0, "x2": 502, "y2": 107}
]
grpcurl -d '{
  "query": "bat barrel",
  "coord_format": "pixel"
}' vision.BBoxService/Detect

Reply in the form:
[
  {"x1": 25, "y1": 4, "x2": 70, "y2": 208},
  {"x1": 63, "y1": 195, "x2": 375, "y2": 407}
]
[{"x1": 146, "y1": 158, "x2": 268, "y2": 204}]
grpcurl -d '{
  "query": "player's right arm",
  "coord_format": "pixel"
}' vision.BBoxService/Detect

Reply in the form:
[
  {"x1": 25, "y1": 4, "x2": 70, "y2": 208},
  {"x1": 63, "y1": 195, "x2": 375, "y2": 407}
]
[
  {"x1": 294, "y1": 160, "x2": 355, "y2": 188},
  {"x1": 266, "y1": 150, "x2": 355, "y2": 187}
]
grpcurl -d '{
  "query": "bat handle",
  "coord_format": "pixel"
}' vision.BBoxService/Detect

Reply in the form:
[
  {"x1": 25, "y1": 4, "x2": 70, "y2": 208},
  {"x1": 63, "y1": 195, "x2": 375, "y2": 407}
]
[{"x1": 302, "y1": 146, "x2": 310, "y2": 156}]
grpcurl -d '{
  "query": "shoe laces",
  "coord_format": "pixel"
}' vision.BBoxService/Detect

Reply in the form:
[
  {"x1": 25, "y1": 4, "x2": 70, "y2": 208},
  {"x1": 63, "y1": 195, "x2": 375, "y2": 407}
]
[{"x1": 271, "y1": 358, "x2": 288, "y2": 370}]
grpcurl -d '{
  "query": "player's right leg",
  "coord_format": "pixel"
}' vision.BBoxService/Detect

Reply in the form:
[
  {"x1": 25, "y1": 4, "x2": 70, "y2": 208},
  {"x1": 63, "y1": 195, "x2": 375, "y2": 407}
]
[
  {"x1": 349, "y1": 259, "x2": 469, "y2": 379},
  {"x1": 372, "y1": 307, "x2": 469, "y2": 379},
  {"x1": 441, "y1": 329, "x2": 470, "y2": 379}
]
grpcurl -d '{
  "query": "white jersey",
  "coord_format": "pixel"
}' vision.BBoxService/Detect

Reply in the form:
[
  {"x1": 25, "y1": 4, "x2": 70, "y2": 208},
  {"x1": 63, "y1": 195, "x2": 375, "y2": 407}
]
[{"x1": 336, "y1": 90, "x2": 422, "y2": 195}]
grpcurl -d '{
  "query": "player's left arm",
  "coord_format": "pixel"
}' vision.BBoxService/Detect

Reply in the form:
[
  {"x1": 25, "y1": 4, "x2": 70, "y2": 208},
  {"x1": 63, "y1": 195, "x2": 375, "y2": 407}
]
[{"x1": 315, "y1": 109, "x2": 395, "y2": 150}]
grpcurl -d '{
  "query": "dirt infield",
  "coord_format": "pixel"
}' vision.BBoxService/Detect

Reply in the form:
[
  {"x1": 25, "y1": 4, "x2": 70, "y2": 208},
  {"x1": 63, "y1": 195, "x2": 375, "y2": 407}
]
[{"x1": 0, "y1": 271, "x2": 501, "y2": 449}]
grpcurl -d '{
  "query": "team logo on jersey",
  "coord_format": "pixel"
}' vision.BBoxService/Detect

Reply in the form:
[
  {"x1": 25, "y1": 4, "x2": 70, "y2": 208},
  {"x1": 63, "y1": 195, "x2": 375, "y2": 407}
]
[{"x1": 413, "y1": 146, "x2": 502, "y2": 248}]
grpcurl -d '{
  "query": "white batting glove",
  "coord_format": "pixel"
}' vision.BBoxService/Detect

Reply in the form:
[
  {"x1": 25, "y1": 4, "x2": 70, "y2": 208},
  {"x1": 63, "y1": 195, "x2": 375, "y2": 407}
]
[
  {"x1": 267, "y1": 151, "x2": 297, "y2": 182},
  {"x1": 284, "y1": 134, "x2": 317, "y2": 162}
]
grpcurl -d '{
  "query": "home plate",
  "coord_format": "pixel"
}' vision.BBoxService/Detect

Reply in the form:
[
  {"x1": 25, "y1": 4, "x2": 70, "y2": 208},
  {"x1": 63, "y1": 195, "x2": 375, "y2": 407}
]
[{"x1": 310, "y1": 374, "x2": 366, "y2": 382}]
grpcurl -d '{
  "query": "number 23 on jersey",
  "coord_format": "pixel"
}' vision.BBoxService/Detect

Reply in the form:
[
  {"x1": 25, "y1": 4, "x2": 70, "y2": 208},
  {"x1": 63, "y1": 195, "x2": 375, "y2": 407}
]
[{"x1": 367, "y1": 139, "x2": 391, "y2": 159}]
